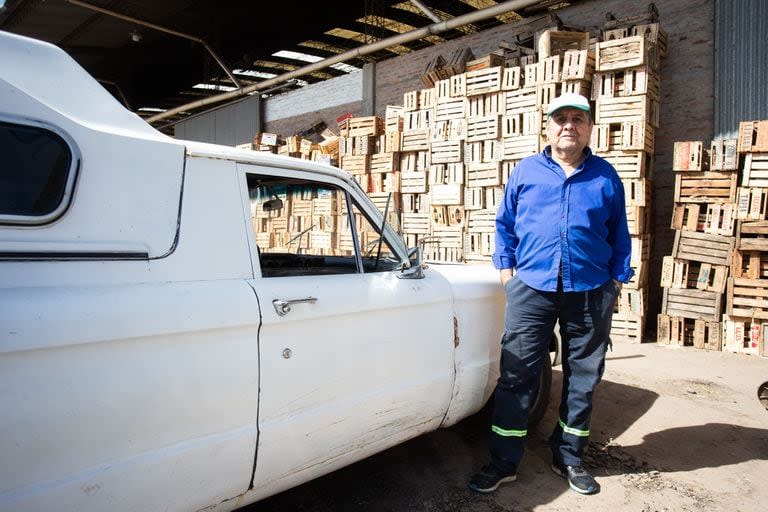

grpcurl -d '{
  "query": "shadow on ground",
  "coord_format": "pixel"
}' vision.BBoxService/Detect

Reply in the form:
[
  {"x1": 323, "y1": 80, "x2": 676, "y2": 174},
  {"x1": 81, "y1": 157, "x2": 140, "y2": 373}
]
[{"x1": 242, "y1": 369, "x2": 767, "y2": 512}]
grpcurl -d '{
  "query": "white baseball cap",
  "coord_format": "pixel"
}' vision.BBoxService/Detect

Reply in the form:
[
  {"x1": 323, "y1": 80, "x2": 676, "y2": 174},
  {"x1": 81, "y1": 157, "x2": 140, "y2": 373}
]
[{"x1": 547, "y1": 93, "x2": 591, "y2": 116}]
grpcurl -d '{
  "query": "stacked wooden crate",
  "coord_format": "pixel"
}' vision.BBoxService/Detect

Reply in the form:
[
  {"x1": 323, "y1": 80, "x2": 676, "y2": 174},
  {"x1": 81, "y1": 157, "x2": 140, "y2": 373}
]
[
  {"x1": 334, "y1": 22, "x2": 666, "y2": 345},
  {"x1": 723, "y1": 121, "x2": 768, "y2": 356},
  {"x1": 657, "y1": 139, "x2": 736, "y2": 350},
  {"x1": 591, "y1": 22, "x2": 666, "y2": 343}
]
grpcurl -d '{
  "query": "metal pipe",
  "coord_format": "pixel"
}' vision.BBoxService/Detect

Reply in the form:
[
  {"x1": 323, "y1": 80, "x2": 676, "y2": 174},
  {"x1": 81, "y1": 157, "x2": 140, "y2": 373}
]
[
  {"x1": 409, "y1": 0, "x2": 442, "y2": 23},
  {"x1": 147, "y1": 0, "x2": 542, "y2": 124},
  {"x1": 64, "y1": 0, "x2": 241, "y2": 89}
]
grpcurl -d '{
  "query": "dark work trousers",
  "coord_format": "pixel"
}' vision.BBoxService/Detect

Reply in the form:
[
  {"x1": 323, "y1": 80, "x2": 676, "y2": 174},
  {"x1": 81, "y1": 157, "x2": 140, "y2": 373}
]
[{"x1": 490, "y1": 275, "x2": 618, "y2": 473}]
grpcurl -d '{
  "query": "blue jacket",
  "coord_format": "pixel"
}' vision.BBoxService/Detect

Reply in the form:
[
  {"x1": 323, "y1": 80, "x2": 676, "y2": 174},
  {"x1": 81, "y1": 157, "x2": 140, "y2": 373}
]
[{"x1": 492, "y1": 146, "x2": 634, "y2": 292}]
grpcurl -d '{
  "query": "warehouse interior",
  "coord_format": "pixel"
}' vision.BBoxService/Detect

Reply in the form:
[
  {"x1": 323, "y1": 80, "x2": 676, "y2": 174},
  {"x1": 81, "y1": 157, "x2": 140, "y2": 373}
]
[{"x1": 3, "y1": 0, "x2": 768, "y2": 353}]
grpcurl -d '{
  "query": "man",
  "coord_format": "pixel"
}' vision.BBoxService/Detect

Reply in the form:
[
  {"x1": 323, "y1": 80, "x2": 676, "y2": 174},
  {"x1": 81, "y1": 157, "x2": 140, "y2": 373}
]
[{"x1": 469, "y1": 92, "x2": 633, "y2": 495}]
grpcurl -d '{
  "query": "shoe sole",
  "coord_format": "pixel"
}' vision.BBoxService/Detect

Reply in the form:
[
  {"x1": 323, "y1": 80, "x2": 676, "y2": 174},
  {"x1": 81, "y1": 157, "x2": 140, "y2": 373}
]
[
  {"x1": 550, "y1": 464, "x2": 598, "y2": 495},
  {"x1": 469, "y1": 474, "x2": 517, "y2": 493}
]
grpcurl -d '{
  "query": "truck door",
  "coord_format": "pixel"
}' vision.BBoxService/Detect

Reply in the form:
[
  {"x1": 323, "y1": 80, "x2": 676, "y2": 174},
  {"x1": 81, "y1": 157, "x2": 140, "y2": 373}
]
[{"x1": 237, "y1": 165, "x2": 456, "y2": 500}]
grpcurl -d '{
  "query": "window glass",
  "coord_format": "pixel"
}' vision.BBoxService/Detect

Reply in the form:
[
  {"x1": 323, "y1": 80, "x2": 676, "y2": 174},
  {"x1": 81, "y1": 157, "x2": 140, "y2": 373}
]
[
  {"x1": 248, "y1": 174, "x2": 400, "y2": 277},
  {"x1": 0, "y1": 121, "x2": 73, "y2": 222}
]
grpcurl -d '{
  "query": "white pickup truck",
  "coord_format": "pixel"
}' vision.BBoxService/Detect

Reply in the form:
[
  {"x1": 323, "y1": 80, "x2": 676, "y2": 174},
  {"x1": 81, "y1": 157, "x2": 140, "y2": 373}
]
[{"x1": 0, "y1": 31, "x2": 553, "y2": 512}]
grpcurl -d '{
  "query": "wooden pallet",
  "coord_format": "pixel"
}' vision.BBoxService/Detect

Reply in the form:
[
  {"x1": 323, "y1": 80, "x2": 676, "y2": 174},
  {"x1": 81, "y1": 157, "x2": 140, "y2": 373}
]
[
  {"x1": 710, "y1": 138, "x2": 739, "y2": 170},
  {"x1": 737, "y1": 120, "x2": 768, "y2": 153},
  {"x1": 727, "y1": 277, "x2": 768, "y2": 321},
  {"x1": 595, "y1": 95, "x2": 659, "y2": 127},
  {"x1": 673, "y1": 229, "x2": 733, "y2": 266},
  {"x1": 662, "y1": 287, "x2": 723, "y2": 321},
  {"x1": 466, "y1": 161, "x2": 501, "y2": 187},
  {"x1": 741, "y1": 153, "x2": 768, "y2": 187},
  {"x1": 672, "y1": 141, "x2": 706, "y2": 171},
  {"x1": 430, "y1": 139, "x2": 463, "y2": 164},
  {"x1": 466, "y1": 115, "x2": 500, "y2": 142},
  {"x1": 595, "y1": 36, "x2": 653, "y2": 71},
  {"x1": 674, "y1": 171, "x2": 738, "y2": 203},
  {"x1": 465, "y1": 67, "x2": 503, "y2": 96}
]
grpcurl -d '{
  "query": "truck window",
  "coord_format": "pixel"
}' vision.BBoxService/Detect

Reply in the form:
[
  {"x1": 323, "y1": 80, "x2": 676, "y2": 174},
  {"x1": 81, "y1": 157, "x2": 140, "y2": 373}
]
[
  {"x1": 0, "y1": 120, "x2": 75, "y2": 224},
  {"x1": 247, "y1": 174, "x2": 400, "y2": 277}
]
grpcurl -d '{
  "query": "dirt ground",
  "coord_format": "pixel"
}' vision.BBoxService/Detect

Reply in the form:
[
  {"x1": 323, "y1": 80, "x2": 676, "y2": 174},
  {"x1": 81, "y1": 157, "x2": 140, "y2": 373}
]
[{"x1": 246, "y1": 342, "x2": 768, "y2": 512}]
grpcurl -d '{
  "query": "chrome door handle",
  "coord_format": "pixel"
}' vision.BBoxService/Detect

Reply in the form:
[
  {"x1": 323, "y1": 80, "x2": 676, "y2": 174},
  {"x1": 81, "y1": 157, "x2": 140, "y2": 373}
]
[{"x1": 272, "y1": 297, "x2": 317, "y2": 316}]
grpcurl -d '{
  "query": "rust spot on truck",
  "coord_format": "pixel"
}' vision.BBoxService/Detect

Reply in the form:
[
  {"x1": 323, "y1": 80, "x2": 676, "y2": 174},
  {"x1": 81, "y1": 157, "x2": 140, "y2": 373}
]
[{"x1": 453, "y1": 317, "x2": 459, "y2": 347}]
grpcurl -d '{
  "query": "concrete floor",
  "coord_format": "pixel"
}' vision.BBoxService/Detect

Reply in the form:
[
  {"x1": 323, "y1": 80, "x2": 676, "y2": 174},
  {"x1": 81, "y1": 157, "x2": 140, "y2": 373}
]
[{"x1": 247, "y1": 342, "x2": 768, "y2": 512}]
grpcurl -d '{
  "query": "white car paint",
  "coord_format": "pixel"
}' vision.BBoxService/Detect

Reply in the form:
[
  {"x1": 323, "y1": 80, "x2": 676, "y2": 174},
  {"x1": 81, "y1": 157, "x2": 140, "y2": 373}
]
[{"x1": 0, "y1": 30, "x2": 506, "y2": 512}]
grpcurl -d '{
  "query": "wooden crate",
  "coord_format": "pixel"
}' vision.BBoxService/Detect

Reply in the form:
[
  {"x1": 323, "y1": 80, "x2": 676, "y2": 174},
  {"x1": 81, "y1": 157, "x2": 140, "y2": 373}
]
[
  {"x1": 501, "y1": 111, "x2": 539, "y2": 137},
  {"x1": 710, "y1": 138, "x2": 739, "y2": 170},
  {"x1": 615, "y1": 287, "x2": 646, "y2": 318},
  {"x1": 727, "y1": 277, "x2": 768, "y2": 321},
  {"x1": 370, "y1": 152, "x2": 399, "y2": 174},
  {"x1": 464, "y1": 186, "x2": 484, "y2": 210},
  {"x1": 465, "y1": 140, "x2": 499, "y2": 163},
  {"x1": 693, "y1": 319, "x2": 722, "y2": 351},
  {"x1": 435, "y1": 97, "x2": 467, "y2": 121},
  {"x1": 468, "y1": 93, "x2": 503, "y2": 117},
  {"x1": 561, "y1": 79, "x2": 591, "y2": 96},
  {"x1": 430, "y1": 183, "x2": 463, "y2": 205},
  {"x1": 672, "y1": 141, "x2": 706, "y2": 171},
  {"x1": 659, "y1": 256, "x2": 728, "y2": 293},
  {"x1": 625, "y1": 205, "x2": 650, "y2": 234},
  {"x1": 339, "y1": 155, "x2": 369, "y2": 175},
  {"x1": 595, "y1": 95, "x2": 659, "y2": 127},
  {"x1": 701, "y1": 202, "x2": 736, "y2": 236},
  {"x1": 737, "y1": 220, "x2": 768, "y2": 251},
  {"x1": 501, "y1": 66, "x2": 522, "y2": 90},
  {"x1": 741, "y1": 153, "x2": 768, "y2": 187},
  {"x1": 561, "y1": 49, "x2": 594, "y2": 80},
  {"x1": 401, "y1": 129, "x2": 430, "y2": 152},
  {"x1": 737, "y1": 120, "x2": 768, "y2": 153},
  {"x1": 736, "y1": 187, "x2": 768, "y2": 220},
  {"x1": 466, "y1": 161, "x2": 501, "y2": 187},
  {"x1": 611, "y1": 312, "x2": 645, "y2": 343},
  {"x1": 595, "y1": 36, "x2": 654, "y2": 71},
  {"x1": 430, "y1": 139, "x2": 463, "y2": 164},
  {"x1": 537, "y1": 29, "x2": 590, "y2": 60},
  {"x1": 449, "y1": 73, "x2": 466, "y2": 97},
  {"x1": 446, "y1": 47, "x2": 474, "y2": 75},
  {"x1": 501, "y1": 135, "x2": 539, "y2": 161},
  {"x1": 504, "y1": 89, "x2": 538, "y2": 114},
  {"x1": 464, "y1": 232, "x2": 494, "y2": 258},
  {"x1": 721, "y1": 315, "x2": 762, "y2": 355},
  {"x1": 466, "y1": 209, "x2": 496, "y2": 233},
  {"x1": 624, "y1": 178, "x2": 651, "y2": 207},
  {"x1": 732, "y1": 250, "x2": 768, "y2": 279},
  {"x1": 340, "y1": 116, "x2": 383, "y2": 137},
  {"x1": 657, "y1": 314, "x2": 694, "y2": 346},
  {"x1": 662, "y1": 287, "x2": 723, "y2": 321},
  {"x1": 466, "y1": 115, "x2": 500, "y2": 142},
  {"x1": 399, "y1": 171, "x2": 427, "y2": 194},
  {"x1": 465, "y1": 53, "x2": 505, "y2": 72},
  {"x1": 598, "y1": 150, "x2": 649, "y2": 179},
  {"x1": 465, "y1": 67, "x2": 503, "y2": 96},
  {"x1": 673, "y1": 229, "x2": 733, "y2": 266},
  {"x1": 592, "y1": 66, "x2": 660, "y2": 99},
  {"x1": 421, "y1": 54, "x2": 449, "y2": 88},
  {"x1": 674, "y1": 171, "x2": 737, "y2": 203},
  {"x1": 539, "y1": 55, "x2": 561, "y2": 83}
]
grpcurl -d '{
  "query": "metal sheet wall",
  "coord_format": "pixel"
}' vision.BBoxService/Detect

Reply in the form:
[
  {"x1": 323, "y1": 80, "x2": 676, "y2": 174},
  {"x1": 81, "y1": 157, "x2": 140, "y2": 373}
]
[
  {"x1": 174, "y1": 96, "x2": 261, "y2": 146},
  {"x1": 715, "y1": 0, "x2": 768, "y2": 139}
]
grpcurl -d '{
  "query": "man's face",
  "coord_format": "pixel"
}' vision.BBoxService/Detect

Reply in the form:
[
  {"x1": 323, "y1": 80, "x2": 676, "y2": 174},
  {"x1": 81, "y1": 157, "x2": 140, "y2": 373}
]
[{"x1": 546, "y1": 107, "x2": 593, "y2": 153}]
